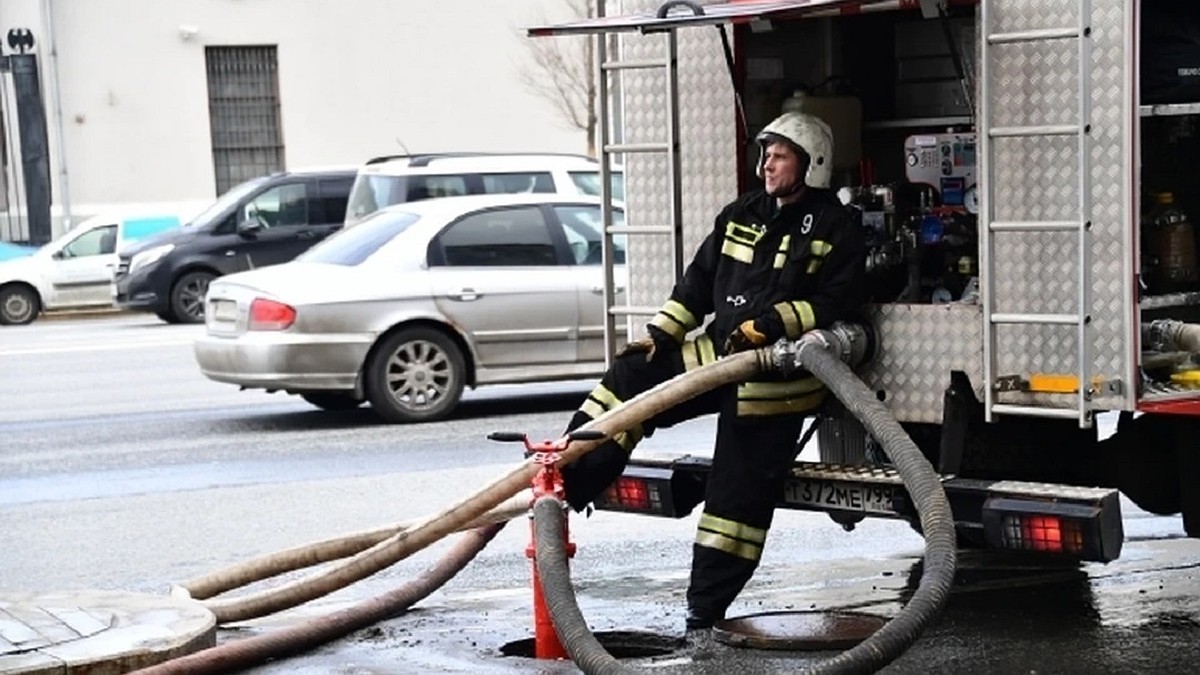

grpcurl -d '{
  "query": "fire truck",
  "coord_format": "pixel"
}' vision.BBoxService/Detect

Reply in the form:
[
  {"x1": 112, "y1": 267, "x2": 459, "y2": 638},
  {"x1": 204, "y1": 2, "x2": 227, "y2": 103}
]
[{"x1": 529, "y1": 0, "x2": 1200, "y2": 562}]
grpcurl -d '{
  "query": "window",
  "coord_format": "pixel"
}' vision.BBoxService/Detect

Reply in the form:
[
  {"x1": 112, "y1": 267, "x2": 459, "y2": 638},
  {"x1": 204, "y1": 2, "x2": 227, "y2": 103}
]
[
  {"x1": 315, "y1": 177, "x2": 354, "y2": 224},
  {"x1": 205, "y1": 46, "x2": 285, "y2": 194},
  {"x1": 61, "y1": 225, "x2": 117, "y2": 258},
  {"x1": 554, "y1": 205, "x2": 626, "y2": 265},
  {"x1": 481, "y1": 172, "x2": 555, "y2": 194},
  {"x1": 300, "y1": 211, "x2": 420, "y2": 266},
  {"x1": 242, "y1": 183, "x2": 309, "y2": 229},
  {"x1": 346, "y1": 175, "x2": 404, "y2": 224},
  {"x1": 568, "y1": 170, "x2": 626, "y2": 201},
  {"x1": 407, "y1": 176, "x2": 468, "y2": 201},
  {"x1": 436, "y1": 206, "x2": 555, "y2": 267}
]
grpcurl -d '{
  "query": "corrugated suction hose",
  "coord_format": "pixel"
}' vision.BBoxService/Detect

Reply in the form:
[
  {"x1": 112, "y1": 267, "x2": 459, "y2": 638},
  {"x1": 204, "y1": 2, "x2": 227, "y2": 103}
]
[{"x1": 533, "y1": 326, "x2": 957, "y2": 675}]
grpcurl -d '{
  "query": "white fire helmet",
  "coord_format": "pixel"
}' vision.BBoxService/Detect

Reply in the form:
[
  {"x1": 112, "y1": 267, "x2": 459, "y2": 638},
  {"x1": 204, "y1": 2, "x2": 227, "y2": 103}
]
[{"x1": 755, "y1": 112, "x2": 834, "y2": 190}]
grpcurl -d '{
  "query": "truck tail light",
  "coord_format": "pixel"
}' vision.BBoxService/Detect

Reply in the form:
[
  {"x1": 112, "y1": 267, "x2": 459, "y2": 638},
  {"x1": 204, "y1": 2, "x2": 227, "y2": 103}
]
[
  {"x1": 593, "y1": 464, "x2": 705, "y2": 518},
  {"x1": 605, "y1": 476, "x2": 663, "y2": 512},
  {"x1": 249, "y1": 298, "x2": 296, "y2": 331},
  {"x1": 982, "y1": 497, "x2": 1124, "y2": 562}
]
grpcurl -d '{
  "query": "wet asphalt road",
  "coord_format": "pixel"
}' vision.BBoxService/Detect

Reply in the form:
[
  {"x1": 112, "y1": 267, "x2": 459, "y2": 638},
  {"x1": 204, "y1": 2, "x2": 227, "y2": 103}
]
[{"x1": 3, "y1": 314, "x2": 1200, "y2": 674}]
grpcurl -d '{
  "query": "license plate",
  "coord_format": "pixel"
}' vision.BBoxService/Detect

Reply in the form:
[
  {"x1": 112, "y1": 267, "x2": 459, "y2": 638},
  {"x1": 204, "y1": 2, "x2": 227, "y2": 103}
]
[
  {"x1": 211, "y1": 299, "x2": 238, "y2": 321},
  {"x1": 783, "y1": 479, "x2": 897, "y2": 515}
]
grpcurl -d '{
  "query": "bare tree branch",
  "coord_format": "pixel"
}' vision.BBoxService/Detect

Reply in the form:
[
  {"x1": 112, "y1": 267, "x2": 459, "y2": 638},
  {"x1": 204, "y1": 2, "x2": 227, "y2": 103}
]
[{"x1": 519, "y1": 0, "x2": 598, "y2": 155}]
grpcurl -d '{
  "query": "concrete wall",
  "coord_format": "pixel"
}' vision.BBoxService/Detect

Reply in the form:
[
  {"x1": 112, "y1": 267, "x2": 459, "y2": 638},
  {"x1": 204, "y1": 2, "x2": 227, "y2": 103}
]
[{"x1": 0, "y1": 0, "x2": 587, "y2": 238}]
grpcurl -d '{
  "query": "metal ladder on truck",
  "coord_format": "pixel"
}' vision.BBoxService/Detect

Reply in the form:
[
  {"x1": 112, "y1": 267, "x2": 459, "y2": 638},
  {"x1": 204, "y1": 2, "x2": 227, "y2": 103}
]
[
  {"x1": 979, "y1": 0, "x2": 1095, "y2": 427},
  {"x1": 593, "y1": 5, "x2": 689, "y2": 361}
]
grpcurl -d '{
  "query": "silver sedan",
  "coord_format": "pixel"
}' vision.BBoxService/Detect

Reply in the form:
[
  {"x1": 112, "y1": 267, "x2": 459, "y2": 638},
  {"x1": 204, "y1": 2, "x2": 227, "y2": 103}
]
[{"x1": 194, "y1": 193, "x2": 626, "y2": 423}]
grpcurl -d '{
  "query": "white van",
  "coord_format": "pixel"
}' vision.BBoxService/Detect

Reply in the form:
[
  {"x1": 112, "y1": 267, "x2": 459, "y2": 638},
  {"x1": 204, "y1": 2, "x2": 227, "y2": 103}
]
[
  {"x1": 344, "y1": 152, "x2": 624, "y2": 227},
  {"x1": 0, "y1": 206, "x2": 203, "y2": 325}
]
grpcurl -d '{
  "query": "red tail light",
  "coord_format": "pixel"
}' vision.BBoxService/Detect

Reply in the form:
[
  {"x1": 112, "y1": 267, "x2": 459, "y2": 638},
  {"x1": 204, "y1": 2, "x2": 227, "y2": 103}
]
[
  {"x1": 1002, "y1": 514, "x2": 1084, "y2": 555},
  {"x1": 983, "y1": 496, "x2": 1122, "y2": 561},
  {"x1": 593, "y1": 465, "x2": 704, "y2": 518},
  {"x1": 248, "y1": 298, "x2": 296, "y2": 331},
  {"x1": 604, "y1": 476, "x2": 659, "y2": 512}
]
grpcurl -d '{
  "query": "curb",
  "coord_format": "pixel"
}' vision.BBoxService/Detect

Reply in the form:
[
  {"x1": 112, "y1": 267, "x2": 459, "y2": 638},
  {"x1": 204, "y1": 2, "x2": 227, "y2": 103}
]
[{"x1": 40, "y1": 308, "x2": 135, "y2": 322}]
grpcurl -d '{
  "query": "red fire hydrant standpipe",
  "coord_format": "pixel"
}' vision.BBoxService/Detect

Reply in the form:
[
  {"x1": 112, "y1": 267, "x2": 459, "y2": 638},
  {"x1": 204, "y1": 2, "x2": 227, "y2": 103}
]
[
  {"x1": 488, "y1": 430, "x2": 607, "y2": 661},
  {"x1": 527, "y1": 447, "x2": 574, "y2": 660}
]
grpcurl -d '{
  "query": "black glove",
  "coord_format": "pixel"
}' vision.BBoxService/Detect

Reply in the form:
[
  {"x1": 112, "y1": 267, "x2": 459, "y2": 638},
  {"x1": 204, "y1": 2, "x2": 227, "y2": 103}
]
[
  {"x1": 723, "y1": 319, "x2": 770, "y2": 354},
  {"x1": 616, "y1": 325, "x2": 676, "y2": 362}
]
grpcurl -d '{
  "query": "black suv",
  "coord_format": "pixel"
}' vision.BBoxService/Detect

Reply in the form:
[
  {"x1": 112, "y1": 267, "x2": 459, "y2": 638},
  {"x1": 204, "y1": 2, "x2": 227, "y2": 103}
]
[{"x1": 114, "y1": 167, "x2": 356, "y2": 323}]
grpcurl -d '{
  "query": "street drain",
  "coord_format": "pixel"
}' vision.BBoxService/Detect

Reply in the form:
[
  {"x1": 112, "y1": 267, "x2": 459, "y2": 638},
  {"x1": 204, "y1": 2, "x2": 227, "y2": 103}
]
[{"x1": 500, "y1": 630, "x2": 684, "y2": 659}]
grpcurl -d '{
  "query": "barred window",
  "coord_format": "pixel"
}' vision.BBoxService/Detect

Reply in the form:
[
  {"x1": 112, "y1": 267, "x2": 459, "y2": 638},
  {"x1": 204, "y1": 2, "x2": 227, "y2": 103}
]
[{"x1": 205, "y1": 46, "x2": 285, "y2": 195}]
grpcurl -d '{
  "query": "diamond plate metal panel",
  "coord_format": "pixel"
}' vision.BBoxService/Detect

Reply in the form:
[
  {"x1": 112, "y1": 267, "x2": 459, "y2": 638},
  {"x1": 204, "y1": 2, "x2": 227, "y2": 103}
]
[
  {"x1": 617, "y1": 0, "x2": 738, "y2": 336},
  {"x1": 988, "y1": 0, "x2": 1134, "y2": 412},
  {"x1": 859, "y1": 304, "x2": 985, "y2": 424},
  {"x1": 612, "y1": 0, "x2": 1135, "y2": 418}
]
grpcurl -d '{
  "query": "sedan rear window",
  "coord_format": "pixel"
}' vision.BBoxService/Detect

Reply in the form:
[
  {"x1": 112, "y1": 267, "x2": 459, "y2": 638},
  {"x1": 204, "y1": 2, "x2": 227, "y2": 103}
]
[{"x1": 299, "y1": 211, "x2": 420, "y2": 265}]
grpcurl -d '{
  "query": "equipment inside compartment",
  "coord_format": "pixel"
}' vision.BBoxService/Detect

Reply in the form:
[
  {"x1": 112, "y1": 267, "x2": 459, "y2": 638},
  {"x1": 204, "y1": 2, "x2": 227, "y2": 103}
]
[
  {"x1": 740, "y1": 9, "x2": 980, "y2": 306},
  {"x1": 732, "y1": 3, "x2": 1200, "y2": 395}
]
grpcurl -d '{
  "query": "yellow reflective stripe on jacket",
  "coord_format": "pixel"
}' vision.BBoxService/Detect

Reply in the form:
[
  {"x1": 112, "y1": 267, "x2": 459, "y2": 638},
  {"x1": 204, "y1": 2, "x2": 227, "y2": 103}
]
[
  {"x1": 695, "y1": 512, "x2": 766, "y2": 561},
  {"x1": 737, "y1": 377, "x2": 826, "y2": 418},
  {"x1": 773, "y1": 234, "x2": 792, "y2": 269},
  {"x1": 578, "y1": 384, "x2": 644, "y2": 452},
  {"x1": 682, "y1": 334, "x2": 718, "y2": 372},
  {"x1": 737, "y1": 389, "x2": 827, "y2": 416},
  {"x1": 725, "y1": 220, "x2": 765, "y2": 246},
  {"x1": 721, "y1": 239, "x2": 755, "y2": 264},
  {"x1": 773, "y1": 300, "x2": 817, "y2": 338},
  {"x1": 806, "y1": 240, "x2": 832, "y2": 273},
  {"x1": 738, "y1": 377, "x2": 824, "y2": 400},
  {"x1": 650, "y1": 299, "x2": 697, "y2": 342},
  {"x1": 579, "y1": 383, "x2": 622, "y2": 420},
  {"x1": 613, "y1": 424, "x2": 644, "y2": 452},
  {"x1": 663, "y1": 300, "x2": 697, "y2": 330}
]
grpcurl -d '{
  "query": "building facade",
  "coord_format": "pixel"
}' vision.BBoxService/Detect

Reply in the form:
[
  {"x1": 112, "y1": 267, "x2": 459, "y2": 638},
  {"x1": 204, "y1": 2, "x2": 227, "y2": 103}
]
[{"x1": 0, "y1": 0, "x2": 586, "y2": 241}]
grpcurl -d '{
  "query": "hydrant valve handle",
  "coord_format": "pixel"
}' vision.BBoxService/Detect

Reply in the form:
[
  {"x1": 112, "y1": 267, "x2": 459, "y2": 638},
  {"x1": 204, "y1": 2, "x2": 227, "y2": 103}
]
[{"x1": 530, "y1": 451, "x2": 561, "y2": 466}]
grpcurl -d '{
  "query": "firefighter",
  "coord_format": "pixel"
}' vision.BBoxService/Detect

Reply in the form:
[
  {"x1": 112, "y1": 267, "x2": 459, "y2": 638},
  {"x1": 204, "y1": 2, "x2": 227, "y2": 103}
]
[{"x1": 560, "y1": 111, "x2": 866, "y2": 633}]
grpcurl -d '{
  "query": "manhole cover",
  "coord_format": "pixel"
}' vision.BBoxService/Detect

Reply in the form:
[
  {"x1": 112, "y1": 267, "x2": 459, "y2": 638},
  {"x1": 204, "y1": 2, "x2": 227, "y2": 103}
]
[
  {"x1": 501, "y1": 630, "x2": 683, "y2": 658},
  {"x1": 713, "y1": 610, "x2": 887, "y2": 650},
  {"x1": 0, "y1": 590, "x2": 215, "y2": 673}
]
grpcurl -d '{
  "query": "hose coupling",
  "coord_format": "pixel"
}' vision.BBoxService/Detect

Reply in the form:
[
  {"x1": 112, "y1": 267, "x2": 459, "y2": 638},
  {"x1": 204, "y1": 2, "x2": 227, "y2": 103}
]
[
  {"x1": 772, "y1": 320, "x2": 875, "y2": 375},
  {"x1": 1144, "y1": 318, "x2": 1200, "y2": 353},
  {"x1": 769, "y1": 338, "x2": 800, "y2": 376}
]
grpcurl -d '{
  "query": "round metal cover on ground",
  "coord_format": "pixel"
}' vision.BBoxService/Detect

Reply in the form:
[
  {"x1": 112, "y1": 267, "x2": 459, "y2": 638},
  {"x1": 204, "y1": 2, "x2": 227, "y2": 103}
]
[
  {"x1": 713, "y1": 610, "x2": 887, "y2": 650},
  {"x1": 0, "y1": 589, "x2": 215, "y2": 674}
]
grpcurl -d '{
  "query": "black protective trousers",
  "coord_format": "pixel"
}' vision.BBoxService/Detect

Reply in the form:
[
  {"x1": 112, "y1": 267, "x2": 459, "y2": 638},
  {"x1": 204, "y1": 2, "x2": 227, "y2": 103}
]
[{"x1": 561, "y1": 345, "x2": 809, "y2": 624}]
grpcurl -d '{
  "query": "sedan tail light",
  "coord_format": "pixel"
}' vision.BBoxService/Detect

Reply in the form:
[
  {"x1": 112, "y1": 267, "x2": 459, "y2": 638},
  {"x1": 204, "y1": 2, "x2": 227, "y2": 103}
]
[{"x1": 249, "y1": 298, "x2": 296, "y2": 331}]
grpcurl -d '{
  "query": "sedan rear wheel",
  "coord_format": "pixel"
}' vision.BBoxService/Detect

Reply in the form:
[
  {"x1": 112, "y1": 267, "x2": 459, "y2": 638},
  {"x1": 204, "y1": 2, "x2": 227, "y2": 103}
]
[
  {"x1": 366, "y1": 328, "x2": 465, "y2": 423},
  {"x1": 0, "y1": 284, "x2": 39, "y2": 325},
  {"x1": 155, "y1": 309, "x2": 181, "y2": 324},
  {"x1": 171, "y1": 271, "x2": 215, "y2": 324},
  {"x1": 300, "y1": 392, "x2": 364, "y2": 411}
]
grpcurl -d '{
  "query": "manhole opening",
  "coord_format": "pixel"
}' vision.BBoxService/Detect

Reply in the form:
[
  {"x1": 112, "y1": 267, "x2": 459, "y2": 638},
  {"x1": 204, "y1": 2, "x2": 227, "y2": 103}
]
[{"x1": 500, "y1": 630, "x2": 683, "y2": 658}]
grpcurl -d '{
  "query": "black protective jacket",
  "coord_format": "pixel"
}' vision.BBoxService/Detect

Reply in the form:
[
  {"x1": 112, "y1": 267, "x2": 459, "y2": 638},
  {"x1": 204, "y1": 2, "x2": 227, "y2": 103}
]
[{"x1": 650, "y1": 188, "x2": 865, "y2": 352}]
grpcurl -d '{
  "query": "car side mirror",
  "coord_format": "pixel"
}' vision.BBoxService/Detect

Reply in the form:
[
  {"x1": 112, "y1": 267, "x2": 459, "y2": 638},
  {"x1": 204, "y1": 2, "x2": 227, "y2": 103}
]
[
  {"x1": 50, "y1": 249, "x2": 65, "y2": 260},
  {"x1": 237, "y1": 219, "x2": 263, "y2": 237}
]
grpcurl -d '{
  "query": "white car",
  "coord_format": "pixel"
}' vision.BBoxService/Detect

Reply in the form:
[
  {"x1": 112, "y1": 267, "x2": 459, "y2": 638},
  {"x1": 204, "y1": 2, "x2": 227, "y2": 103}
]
[
  {"x1": 195, "y1": 193, "x2": 627, "y2": 423},
  {"x1": 344, "y1": 152, "x2": 625, "y2": 227},
  {"x1": 0, "y1": 208, "x2": 201, "y2": 325}
]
